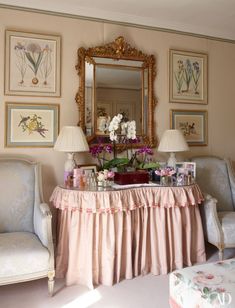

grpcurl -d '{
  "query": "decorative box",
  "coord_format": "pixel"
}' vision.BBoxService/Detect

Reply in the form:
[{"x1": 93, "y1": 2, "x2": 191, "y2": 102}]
[{"x1": 114, "y1": 171, "x2": 149, "y2": 185}]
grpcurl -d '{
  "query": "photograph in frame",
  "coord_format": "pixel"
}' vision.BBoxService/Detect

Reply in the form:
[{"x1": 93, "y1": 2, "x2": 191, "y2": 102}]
[
  {"x1": 169, "y1": 49, "x2": 208, "y2": 104},
  {"x1": 184, "y1": 162, "x2": 196, "y2": 178},
  {"x1": 176, "y1": 162, "x2": 196, "y2": 179},
  {"x1": 5, "y1": 102, "x2": 60, "y2": 147},
  {"x1": 5, "y1": 30, "x2": 61, "y2": 97},
  {"x1": 170, "y1": 109, "x2": 208, "y2": 146},
  {"x1": 78, "y1": 164, "x2": 98, "y2": 175}
]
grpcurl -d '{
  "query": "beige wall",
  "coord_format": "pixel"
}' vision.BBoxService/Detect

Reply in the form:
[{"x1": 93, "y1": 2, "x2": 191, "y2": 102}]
[{"x1": 1, "y1": 7, "x2": 235, "y2": 204}]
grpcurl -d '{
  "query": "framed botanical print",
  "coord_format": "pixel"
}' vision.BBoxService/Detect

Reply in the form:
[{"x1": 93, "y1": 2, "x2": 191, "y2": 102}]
[
  {"x1": 5, "y1": 30, "x2": 61, "y2": 97},
  {"x1": 5, "y1": 102, "x2": 60, "y2": 147},
  {"x1": 170, "y1": 109, "x2": 208, "y2": 146},
  {"x1": 169, "y1": 49, "x2": 208, "y2": 104}
]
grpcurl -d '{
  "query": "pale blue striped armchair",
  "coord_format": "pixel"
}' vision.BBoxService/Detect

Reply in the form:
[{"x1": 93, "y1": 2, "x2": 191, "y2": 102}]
[
  {"x1": 0, "y1": 157, "x2": 55, "y2": 295},
  {"x1": 191, "y1": 156, "x2": 235, "y2": 260}
]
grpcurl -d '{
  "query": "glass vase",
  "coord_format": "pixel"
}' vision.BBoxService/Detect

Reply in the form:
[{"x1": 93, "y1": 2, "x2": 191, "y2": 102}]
[{"x1": 160, "y1": 176, "x2": 169, "y2": 186}]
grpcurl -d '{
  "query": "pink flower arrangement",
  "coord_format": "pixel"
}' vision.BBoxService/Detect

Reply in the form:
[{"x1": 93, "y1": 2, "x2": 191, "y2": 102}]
[
  {"x1": 155, "y1": 167, "x2": 176, "y2": 177},
  {"x1": 97, "y1": 169, "x2": 115, "y2": 182}
]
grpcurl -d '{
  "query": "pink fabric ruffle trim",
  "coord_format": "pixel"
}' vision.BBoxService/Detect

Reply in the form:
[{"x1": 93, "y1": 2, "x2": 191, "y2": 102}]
[{"x1": 50, "y1": 184, "x2": 204, "y2": 213}]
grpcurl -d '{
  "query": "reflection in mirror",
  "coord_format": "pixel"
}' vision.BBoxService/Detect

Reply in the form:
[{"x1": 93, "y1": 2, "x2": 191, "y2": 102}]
[
  {"x1": 85, "y1": 62, "x2": 94, "y2": 136},
  {"x1": 95, "y1": 65, "x2": 142, "y2": 135},
  {"x1": 76, "y1": 36, "x2": 157, "y2": 150}
]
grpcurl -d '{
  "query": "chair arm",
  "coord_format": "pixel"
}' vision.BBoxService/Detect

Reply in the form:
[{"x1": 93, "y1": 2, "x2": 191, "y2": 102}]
[
  {"x1": 225, "y1": 158, "x2": 235, "y2": 207},
  {"x1": 39, "y1": 203, "x2": 52, "y2": 217},
  {"x1": 34, "y1": 202, "x2": 54, "y2": 269},
  {"x1": 200, "y1": 193, "x2": 224, "y2": 247}
]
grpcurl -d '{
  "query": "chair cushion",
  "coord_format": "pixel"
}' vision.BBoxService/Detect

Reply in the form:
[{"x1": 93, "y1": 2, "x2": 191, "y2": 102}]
[
  {"x1": 218, "y1": 211, "x2": 235, "y2": 245},
  {"x1": 0, "y1": 160, "x2": 35, "y2": 232},
  {"x1": 0, "y1": 232, "x2": 49, "y2": 278},
  {"x1": 191, "y1": 157, "x2": 234, "y2": 211}
]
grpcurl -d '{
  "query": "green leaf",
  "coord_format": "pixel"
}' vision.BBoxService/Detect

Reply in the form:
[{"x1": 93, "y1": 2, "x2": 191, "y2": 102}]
[
  {"x1": 138, "y1": 162, "x2": 160, "y2": 170},
  {"x1": 35, "y1": 52, "x2": 43, "y2": 74},
  {"x1": 103, "y1": 158, "x2": 129, "y2": 170},
  {"x1": 25, "y1": 52, "x2": 36, "y2": 69},
  {"x1": 209, "y1": 293, "x2": 218, "y2": 302},
  {"x1": 174, "y1": 272, "x2": 184, "y2": 281},
  {"x1": 203, "y1": 287, "x2": 210, "y2": 295}
]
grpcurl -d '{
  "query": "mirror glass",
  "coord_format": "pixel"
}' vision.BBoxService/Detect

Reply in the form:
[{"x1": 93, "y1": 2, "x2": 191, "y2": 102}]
[{"x1": 76, "y1": 36, "x2": 156, "y2": 149}]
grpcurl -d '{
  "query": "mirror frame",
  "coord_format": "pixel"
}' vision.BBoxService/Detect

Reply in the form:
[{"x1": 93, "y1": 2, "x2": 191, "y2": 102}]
[{"x1": 75, "y1": 36, "x2": 157, "y2": 149}]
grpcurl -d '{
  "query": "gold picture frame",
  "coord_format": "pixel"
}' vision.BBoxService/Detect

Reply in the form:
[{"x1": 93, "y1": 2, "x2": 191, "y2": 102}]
[
  {"x1": 5, "y1": 102, "x2": 60, "y2": 147},
  {"x1": 170, "y1": 109, "x2": 208, "y2": 146},
  {"x1": 76, "y1": 36, "x2": 157, "y2": 150},
  {"x1": 169, "y1": 49, "x2": 208, "y2": 104},
  {"x1": 5, "y1": 30, "x2": 61, "y2": 97}
]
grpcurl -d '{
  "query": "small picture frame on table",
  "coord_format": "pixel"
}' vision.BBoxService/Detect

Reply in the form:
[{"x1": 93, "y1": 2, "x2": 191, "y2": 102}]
[
  {"x1": 77, "y1": 164, "x2": 97, "y2": 175},
  {"x1": 175, "y1": 162, "x2": 196, "y2": 179}
]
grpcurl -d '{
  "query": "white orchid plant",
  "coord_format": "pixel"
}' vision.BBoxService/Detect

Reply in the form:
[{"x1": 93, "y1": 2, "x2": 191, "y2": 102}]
[
  {"x1": 108, "y1": 113, "x2": 137, "y2": 141},
  {"x1": 91, "y1": 113, "x2": 157, "y2": 171},
  {"x1": 101, "y1": 113, "x2": 138, "y2": 171}
]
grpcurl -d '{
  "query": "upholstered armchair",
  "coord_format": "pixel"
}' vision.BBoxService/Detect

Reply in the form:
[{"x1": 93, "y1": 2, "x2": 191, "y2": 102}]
[
  {"x1": 191, "y1": 156, "x2": 235, "y2": 260},
  {"x1": 0, "y1": 157, "x2": 55, "y2": 295}
]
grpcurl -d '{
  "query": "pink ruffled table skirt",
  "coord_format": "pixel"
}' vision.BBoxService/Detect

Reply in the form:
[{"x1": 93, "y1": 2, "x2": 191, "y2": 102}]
[{"x1": 50, "y1": 184, "x2": 206, "y2": 289}]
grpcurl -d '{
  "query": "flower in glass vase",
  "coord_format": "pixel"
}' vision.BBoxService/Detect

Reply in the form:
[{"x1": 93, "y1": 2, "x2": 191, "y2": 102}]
[
  {"x1": 155, "y1": 166, "x2": 176, "y2": 185},
  {"x1": 97, "y1": 169, "x2": 115, "y2": 187}
]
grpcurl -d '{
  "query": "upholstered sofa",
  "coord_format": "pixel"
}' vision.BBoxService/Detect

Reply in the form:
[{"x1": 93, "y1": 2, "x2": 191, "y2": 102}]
[{"x1": 0, "y1": 157, "x2": 55, "y2": 295}]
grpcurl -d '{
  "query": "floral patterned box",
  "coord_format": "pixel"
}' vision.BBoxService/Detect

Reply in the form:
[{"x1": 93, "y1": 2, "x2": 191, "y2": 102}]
[{"x1": 169, "y1": 259, "x2": 235, "y2": 307}]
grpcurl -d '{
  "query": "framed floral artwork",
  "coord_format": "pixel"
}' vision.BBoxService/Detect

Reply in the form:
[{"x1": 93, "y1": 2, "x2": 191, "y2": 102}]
[
  {"x1": 170, "y1": 109, "x2": 208, "y2": 146},
  {"x1": 5, "y1": 30, "x2": 61, "y2": 97},
  {"x1": 5, "y1": 102, "x2": 60, "y2": 147},
  {"x1": 169, "y1": 49, "x2": 208, "y2": 104}
]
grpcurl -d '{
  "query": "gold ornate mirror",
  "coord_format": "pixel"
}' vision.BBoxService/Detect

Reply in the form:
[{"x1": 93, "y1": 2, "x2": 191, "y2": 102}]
[{"x1": 75, "y1": 36, "x2": 157, "y2": 149}]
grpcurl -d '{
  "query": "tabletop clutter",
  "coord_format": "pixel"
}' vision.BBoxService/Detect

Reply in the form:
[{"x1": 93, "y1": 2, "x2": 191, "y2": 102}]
[{"x1": 64, "y1": 163, "x2": 195, "y2": 190}]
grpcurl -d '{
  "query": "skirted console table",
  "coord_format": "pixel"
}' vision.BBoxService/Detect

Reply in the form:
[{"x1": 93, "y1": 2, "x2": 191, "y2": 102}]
[{"x1": 50, "y1": 183, "x2": 206, "y2": 289}]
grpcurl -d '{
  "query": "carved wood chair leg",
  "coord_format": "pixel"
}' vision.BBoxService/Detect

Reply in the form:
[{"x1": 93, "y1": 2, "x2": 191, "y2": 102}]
[
  {"x1": 48, "y1": 270, "x2": 55, "y2": 296},
  {"x1": 219, "y1": 249, "x2": 224, "y2": 261}
]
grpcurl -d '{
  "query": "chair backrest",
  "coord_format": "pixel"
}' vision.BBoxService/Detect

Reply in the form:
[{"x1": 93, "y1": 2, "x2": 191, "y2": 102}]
[
  {"x1": 0, "y1": 158, "x2": 36, "y2": 232},
  {"x1": 191, "y1": 156, "x2": 234, "y2": 211}
]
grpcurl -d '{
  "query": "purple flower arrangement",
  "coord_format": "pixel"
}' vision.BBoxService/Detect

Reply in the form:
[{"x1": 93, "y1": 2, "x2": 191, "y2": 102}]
[{"x1": 90, "y1": 143, "x2": 113, "y2": 169}]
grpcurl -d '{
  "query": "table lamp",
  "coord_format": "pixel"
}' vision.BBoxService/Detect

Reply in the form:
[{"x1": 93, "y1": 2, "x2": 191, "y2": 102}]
[
  {"x1": 54, "y1": 126, "x2": 89, "y2": 176},
  {"x1": 158, "y1": 129, "x2": 189, "y2": 168}
]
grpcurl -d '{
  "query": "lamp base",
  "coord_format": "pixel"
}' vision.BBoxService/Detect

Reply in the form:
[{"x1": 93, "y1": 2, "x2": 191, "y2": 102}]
[
  {"x1": 64, "y1": 152, "x2": 76, "y2": 172},
  {"x1": 167, "y1": 152, "x2": 176, "y2": 168}
]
